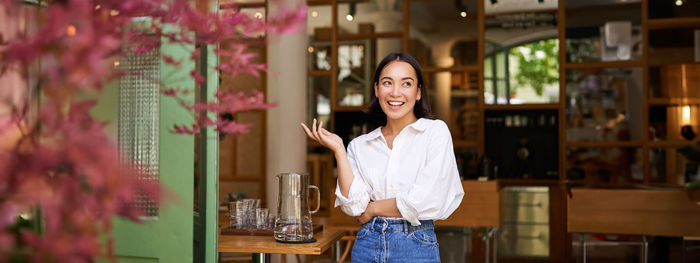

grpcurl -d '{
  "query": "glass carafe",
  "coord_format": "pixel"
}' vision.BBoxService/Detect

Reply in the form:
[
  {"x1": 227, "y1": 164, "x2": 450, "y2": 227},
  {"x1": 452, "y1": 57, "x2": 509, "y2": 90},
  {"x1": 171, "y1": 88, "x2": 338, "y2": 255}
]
[{"x1": 273, "y1": 173, "x2": 320, "y2": 242}]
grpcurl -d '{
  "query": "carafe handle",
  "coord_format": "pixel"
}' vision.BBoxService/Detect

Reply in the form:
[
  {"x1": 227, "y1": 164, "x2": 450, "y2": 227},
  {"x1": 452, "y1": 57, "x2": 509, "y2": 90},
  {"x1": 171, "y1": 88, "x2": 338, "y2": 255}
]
[{"x1": 309, "y1": 185, "x2": 320, "y2": 214}]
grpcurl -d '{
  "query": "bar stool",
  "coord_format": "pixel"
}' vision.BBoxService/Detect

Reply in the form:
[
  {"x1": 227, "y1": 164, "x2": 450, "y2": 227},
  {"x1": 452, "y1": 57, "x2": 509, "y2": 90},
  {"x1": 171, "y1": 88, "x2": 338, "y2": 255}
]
[{"x1": 578, "y1": 234, "x2": 648, "y2": 263}]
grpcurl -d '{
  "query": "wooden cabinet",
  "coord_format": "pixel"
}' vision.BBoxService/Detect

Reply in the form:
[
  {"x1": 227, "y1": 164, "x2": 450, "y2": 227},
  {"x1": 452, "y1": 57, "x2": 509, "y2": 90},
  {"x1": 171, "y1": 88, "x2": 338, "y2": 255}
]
[
  {"x1": 568, "y1": 188, "x2": 700, "y2": 237},
  {"x1": 438, "y1": 181, "x2": 501, "y2": 227}
]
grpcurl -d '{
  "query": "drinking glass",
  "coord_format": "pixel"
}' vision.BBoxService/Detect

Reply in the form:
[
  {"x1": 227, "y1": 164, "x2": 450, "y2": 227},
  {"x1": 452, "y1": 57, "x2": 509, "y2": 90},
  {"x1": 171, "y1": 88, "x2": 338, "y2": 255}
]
[
  {"x1": 256, "y1": 208, "x2": 269, "y2": 229},
  {"x1": 227, "y1": 201, "x2": 237, "y2": 227},
  {"x1": 235, "y1": 200, "x2": 246, "y2": 229}
]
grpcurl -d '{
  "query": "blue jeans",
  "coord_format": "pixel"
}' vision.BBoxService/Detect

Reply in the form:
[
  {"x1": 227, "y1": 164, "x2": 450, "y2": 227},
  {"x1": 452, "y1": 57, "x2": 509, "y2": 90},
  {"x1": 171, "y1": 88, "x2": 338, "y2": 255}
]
[{"x1": 351, "y1": 217, "x2": 440, "y2": 263}]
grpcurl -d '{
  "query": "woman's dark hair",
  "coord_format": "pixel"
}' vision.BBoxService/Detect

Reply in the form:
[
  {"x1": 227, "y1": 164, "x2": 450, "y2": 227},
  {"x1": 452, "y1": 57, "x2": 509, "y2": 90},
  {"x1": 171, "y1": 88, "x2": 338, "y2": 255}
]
[{"x1": 365, "y1": 52, "x2": 434, "y2": 123}]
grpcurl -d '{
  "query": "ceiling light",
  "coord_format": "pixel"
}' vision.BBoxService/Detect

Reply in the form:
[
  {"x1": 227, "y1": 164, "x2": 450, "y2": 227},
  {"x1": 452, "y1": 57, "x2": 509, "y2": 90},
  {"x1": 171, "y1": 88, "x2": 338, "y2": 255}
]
[
  {"x1": 455, "y1": 0, "x2": 468, "y2": 18},
  {"x1": 675, "y1": 0, "x2": 683, "y2": 6},
  {"x1": 311, "y1": 11, "x2": 318, "y2": 17},
  {"x1": 346, "y1": 3, "x2": 356, "y2": 22}
]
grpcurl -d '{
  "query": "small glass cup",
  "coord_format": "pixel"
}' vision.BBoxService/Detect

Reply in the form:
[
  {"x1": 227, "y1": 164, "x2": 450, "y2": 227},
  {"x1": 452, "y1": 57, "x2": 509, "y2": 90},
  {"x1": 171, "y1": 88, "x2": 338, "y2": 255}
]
[
  {"x1": 256, "y1": 208, "x2": 269, "y2": 229},
  {"x1": 227, "y1": 201, "x2": 237, "y2": 227},
  {"x1": 244, "y1": 199, "x2": 260, "y2": 228},
  {"x1": 235, "y1": 200, "x2": 246, "y2": 229},
  {"x1": 267, "y1": 213, "x2": 276, "y2": 230}
]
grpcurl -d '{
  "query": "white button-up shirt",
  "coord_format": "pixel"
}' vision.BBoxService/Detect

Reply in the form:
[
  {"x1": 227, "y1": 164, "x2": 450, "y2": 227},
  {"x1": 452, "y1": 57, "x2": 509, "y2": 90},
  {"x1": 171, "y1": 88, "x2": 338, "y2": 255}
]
[{"x1": 334, "y1": 118, "x2": 465, "y2": 226}]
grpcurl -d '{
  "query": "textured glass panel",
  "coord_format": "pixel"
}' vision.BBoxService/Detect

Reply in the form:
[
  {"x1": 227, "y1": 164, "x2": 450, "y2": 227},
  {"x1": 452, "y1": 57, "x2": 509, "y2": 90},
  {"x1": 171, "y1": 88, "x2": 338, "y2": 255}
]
[
  {"x1": 337, "y1": 41, "x2": 372, "y2": 107},
  {"x1": 565, "y1": 68, "x2": 644, "y2": 142},
  {"x1": 565, "y1": 0, "x2": 642, "y2": 63},
  {"x1": 307, "y1": 75, "x2": 331, "y2": 125},
  {"x1": 307, "y1": 5, "x2": 332, "y2": 71},
  {"x1": 119, "y1": 37, "x2": 161, "y2": 217}
]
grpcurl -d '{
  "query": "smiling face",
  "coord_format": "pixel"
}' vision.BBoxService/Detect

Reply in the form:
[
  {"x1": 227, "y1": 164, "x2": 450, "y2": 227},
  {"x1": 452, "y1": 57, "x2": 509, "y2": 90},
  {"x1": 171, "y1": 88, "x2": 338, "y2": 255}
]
[{"x1": 374, "y1": 61, "x2": 421, "y2": 123}]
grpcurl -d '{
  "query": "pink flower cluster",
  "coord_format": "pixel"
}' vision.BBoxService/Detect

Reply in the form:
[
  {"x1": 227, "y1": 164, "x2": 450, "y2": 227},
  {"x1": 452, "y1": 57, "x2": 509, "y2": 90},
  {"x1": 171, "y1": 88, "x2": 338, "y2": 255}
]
[{"x1": 0, "y1": 0, "x2": 305, "y2": 261}]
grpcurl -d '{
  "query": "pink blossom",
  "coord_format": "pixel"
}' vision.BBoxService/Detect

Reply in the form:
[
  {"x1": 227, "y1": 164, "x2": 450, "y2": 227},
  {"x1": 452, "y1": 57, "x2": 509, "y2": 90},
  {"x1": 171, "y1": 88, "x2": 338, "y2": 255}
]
[
  {"x1": 0, "y1": 0, "x2": 304, "y2": 260},
  {"x1": 190, "y1": 70, "x2": 205, "y2": 84},
  {"x1": 163, "y1": 55, "x2": 182, "y2": 66},
  {"x1": 216, "y1": 119, "x2": 252, "y2": 135}
]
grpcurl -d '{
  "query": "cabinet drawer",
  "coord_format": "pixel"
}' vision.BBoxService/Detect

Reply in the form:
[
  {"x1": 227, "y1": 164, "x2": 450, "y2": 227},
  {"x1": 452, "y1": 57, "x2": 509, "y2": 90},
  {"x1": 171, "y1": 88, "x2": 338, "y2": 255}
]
[
  {"x1": 497, "y1": 224, "x2": 550, "y2": 258},
  {"x1": 501, "y1": 187, "x2": 549, "y2": 224}
]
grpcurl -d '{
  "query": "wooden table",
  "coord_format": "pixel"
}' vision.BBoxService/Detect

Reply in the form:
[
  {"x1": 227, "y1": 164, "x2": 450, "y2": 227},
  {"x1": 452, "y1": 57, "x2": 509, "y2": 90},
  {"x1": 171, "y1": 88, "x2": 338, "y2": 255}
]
[{"x1": 218, "y1": 229, "x2": 345, "y2": 263}]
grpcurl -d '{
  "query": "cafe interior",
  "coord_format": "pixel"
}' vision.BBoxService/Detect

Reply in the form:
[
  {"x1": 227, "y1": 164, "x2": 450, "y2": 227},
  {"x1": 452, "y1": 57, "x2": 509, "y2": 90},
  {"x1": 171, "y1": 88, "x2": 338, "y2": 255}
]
[
  {"x1": 215, "y1": 0, "x2": 700, "y2": 262},
  {"x1": 4, "y1": 0, "x2": 699, "y2": 262}
]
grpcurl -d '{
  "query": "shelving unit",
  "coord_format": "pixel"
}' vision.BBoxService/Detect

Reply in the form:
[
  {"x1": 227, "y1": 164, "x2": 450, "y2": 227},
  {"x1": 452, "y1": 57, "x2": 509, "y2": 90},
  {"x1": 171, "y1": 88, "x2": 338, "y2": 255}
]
[
  {"x1": 562, "y1": 60, "x2": 644, "y2": 69},
  {"x1": 217, "y1": 1, "x2": 269, "y2": 205},
  {"x1": 649, "y1": 97, "x2": 700, "y2": 106},
  {"x1": 299, "y1": 0, "x2": 699, "y2": 262}
]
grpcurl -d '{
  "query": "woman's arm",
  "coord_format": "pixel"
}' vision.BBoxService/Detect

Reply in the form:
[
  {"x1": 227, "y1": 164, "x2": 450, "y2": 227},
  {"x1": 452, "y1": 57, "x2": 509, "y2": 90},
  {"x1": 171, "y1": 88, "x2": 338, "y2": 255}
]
[
  {"x1": 301, "y1": 119, "x2": 370, "y2": 216},
  {"x1": 355, "y1": 198, "x2": 402, "y2": 224},
  {"x1": 301, "y1": 119, "x2": 353, "y2": 196},
  {"x1": 333, "y1": 147, "x2": 353, "y2": 198}
]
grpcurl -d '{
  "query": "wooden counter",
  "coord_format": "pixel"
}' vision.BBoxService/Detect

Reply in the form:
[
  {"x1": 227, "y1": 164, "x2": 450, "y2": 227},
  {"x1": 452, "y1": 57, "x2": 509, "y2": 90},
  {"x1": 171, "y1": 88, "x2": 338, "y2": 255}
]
[
  {"x1": 438, "y1": 180, "x2": 501, "y2": 227},
  {"x1": 326, "y1": 180, "x2": 503, "y2": 228},
  {"x1": 218, "y1": 229, "x2": 345, "y2": 255},
  {"x1": 568, "y1": 188, "x2": 700, "y2": 237}
]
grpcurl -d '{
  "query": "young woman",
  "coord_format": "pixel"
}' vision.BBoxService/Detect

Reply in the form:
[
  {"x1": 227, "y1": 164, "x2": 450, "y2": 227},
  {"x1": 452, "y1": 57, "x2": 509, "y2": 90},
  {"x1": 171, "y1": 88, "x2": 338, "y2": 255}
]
[{"x1": 301, "y1": 52, "x2": 464, "y2": 262}]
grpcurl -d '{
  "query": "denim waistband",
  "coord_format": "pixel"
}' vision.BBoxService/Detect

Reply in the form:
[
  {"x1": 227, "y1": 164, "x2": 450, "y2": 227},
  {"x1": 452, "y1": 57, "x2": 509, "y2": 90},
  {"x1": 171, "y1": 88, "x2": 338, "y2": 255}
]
[{"x1": 364, "y1": 217, "x2": 434, "y2": 233}]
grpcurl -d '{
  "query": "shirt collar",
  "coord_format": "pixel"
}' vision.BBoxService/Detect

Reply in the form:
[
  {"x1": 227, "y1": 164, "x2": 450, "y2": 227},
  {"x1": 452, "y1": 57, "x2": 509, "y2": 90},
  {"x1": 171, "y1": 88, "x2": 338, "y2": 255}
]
[{"x1": 365, "y1": 118, "x2": 428, "y2": 141}]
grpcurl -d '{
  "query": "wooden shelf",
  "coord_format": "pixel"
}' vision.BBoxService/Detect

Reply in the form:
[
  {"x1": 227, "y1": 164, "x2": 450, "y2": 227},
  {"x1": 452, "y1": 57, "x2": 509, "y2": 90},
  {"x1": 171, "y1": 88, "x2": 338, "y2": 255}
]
[
  {"x1": 496, "y1": 178, "x2": 560, "y2": 186},
  {"x1": 648, "y1": 97, "x2": 700, "y2": 106},
  {"x1": 308, "y1": 70, "x2": 332, "y2": 76},
  {"x1": 564, "y1": 60, "x2": 643, "y2": 69},
  {"x1": 337, "y1": 32, "x2": 403, "y2": 41},
  {"x1": 453, "y1": 140, "x2": 479, "y2": 148},
  {"x1": 643, "y1": 183, "x2": 685, "y2": 189},
  {"x1": 484, "y1": 8, "x2": 558, "y2": 18},
  {"x1": 333, "y1": 106, "x2": 366, "y2": 112},
  {"x1": 451, "y1": 89, "x2": 479, "y2": 98},
  {"x1": 423, "y1": 65, "x2": 479, "y2": 73},
  {"x1": 647, "y1": 17, "x2": 700, "y2": 30},
  {"x1": 565, "y1": 141, "x2": 644, "y2": 148},
  {"x1": 484, "y1": 104, "x2": 559, "y2": 111},
  {"x1": 647, "y1": 140, "x2": 700, "y2": 148}
]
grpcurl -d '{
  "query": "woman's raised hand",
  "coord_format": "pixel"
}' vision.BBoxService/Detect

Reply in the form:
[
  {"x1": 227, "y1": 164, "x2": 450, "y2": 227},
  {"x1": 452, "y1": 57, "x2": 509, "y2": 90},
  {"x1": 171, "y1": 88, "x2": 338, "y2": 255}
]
[{"x1": 300, "y1": 118, "x2": 345, "y2": 153}]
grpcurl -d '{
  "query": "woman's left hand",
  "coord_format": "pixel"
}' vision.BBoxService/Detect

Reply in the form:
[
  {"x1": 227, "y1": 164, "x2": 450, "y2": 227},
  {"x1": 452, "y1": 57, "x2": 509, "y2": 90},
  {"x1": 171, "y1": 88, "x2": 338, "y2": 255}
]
[{"x1": 355, "y1": 202, "x2": 374, "y2": 224}]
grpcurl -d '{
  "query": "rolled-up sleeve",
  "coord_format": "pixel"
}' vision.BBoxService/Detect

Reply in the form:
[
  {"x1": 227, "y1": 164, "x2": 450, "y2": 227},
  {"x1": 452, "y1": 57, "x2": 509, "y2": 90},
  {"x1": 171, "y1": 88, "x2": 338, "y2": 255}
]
[
  {"x1": 395, "y1": 121, "x2": 464, "y2": 226},
  {"x1": 334, "y1": 141, "x2": 371, "y2": 216}
]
